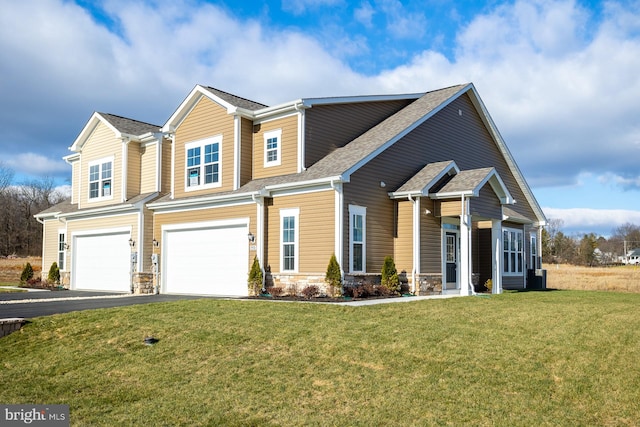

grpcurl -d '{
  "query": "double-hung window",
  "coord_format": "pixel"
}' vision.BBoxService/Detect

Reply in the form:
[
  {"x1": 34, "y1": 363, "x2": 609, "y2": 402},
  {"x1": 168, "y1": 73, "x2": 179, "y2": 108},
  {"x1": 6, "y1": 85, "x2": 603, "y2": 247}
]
[
  {"x1": 503, "y1": 228, "x2": 524, "y2": 275},
  {"x1": 280, "y1": 208, "x2": 299, "y2": 272},
  {"x1": 530, "y1": 233, "x2": 539, "y2": 270},
  {"x1": 185, "y1": 137, "x2": 221, "y2": 190},
  {"x1": 88, "y1": 157, "x2": 113, "y2": 200},
  {"x1": 264, "y1": 129, "x2": 282, "y2": 167},
  {"x1": 58, "y1": 231, "x2": 66, "y2": 270},
  {"x1": 349, "y1": 205, "x2": 366, "y2": 272}
]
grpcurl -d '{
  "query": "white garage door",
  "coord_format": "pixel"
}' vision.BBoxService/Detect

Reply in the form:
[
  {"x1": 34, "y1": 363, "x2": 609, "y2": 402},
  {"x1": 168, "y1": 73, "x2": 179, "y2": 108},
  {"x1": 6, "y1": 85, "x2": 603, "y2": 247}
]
[
  {"x1": 73, "y1": 232, "x2": 131, "y2": 292},
  {"x1": 163, "y1": 223, "x2": 249, "y2": 296}
]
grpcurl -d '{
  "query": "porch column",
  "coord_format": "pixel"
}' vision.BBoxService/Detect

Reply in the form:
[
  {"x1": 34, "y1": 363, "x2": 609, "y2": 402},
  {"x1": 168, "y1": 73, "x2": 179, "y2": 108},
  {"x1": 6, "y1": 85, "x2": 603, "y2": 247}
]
[
  {"x1": 491, "y1": 219, "x2": 503, "y2": 294},
  {"x1": 459, "y1": 196, "x2": 471, "y2": 296}
]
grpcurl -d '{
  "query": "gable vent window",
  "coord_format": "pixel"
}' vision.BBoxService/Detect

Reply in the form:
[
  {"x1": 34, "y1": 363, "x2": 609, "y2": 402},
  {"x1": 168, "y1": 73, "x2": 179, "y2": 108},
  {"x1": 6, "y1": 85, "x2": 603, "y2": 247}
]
[
  {"x1": 88, "y1": 157, "x2": 113, "y2": 201},
  {"x1": 185, "y1": 137, "x2": 222, "y2": 191},
  {"x1": 264, "y1": 129, "x2": 282, "y2": 167}
]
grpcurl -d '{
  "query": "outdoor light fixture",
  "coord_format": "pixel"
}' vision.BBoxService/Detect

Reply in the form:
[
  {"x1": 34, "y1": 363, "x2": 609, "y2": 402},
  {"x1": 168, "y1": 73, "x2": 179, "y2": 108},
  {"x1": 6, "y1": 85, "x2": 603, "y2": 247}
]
[
  {"x1": 129, "y1": 238, "x2": 135, "y2": 248},
  {"x1": 380, "y1": 181, "x2": 386, "y2": 188},
  {"x1": 247, "y1": 232, "x2": 255, "y2": 243},
  {"x1": 64, "y1": 243, "x2": 70, "y2": 250},
  {"x1": 152, "y1": 238, "x2": 159, "y2": 247}
]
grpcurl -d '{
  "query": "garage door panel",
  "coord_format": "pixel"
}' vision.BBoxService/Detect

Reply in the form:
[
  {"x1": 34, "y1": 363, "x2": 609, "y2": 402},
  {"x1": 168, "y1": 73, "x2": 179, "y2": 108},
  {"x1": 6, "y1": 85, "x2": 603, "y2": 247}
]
[
  {"x1": 73, "y1": 232, "x2": 130, "y2": 292},
  {"x1": 164, "y1": 224, "x2": 248, "y2": 296}
]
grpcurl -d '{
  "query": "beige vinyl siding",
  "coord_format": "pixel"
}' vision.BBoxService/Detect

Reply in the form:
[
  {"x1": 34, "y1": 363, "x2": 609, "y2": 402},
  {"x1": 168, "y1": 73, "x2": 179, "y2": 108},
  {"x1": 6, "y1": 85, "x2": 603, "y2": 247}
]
[
  {"x1": 152, "y1": 203, "x2": 257, "y2": 270},
  {"x1": 240, "y1": 117, "x2": 253, "y2": 186},
  {"x1": 393, "y1": 200, "x2": 413, "y2": 275},
  {"x1": 438, "y1": 200, "x2": 462, "y2": 217},
  {"x1": 304, "y1": 100, "x2": 414, "y2": 168},
  {"x1": 79, "y1": 121, "x2": 122, "y2": 208},
  {"x1": 139, "y1": 142, "x2": 157, "y2": 194},
  {"x1": 127, "y1": 143, "x2": 141, "y2": 199},
  {"x1": 420, "y1": 198, "x2": 442, "y2": 274},
  {"x1": 68, "y1": 214, "x2": 138, "y2": 236},
  {"x1": 161, "y1": 139, "x2": 172, "y2": 194},
  {"x1": 265, "y1": 190, "x2": 335, "y2": 274},
  {"x1": 253, "y1": 114, "x2": 298, "y2": 179},
  {"x1": 43, "y1": 219, "x2": 65, "y2": 273},
  {"x1": 173, "y1": 96, "x2": 235, "y2": 198},
  {"x1": 71, "y1": 161, "x2": 79, "y2": 204},
  {"x1": 141, "y1": 205, "x2": 154, "y2": 271}
]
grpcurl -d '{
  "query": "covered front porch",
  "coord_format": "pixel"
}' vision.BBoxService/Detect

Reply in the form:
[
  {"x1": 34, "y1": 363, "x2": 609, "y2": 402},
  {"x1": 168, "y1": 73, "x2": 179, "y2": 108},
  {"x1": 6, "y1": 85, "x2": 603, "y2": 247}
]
[{"x1": 390, "y1": 160, "x2": 514, "y2": 296}]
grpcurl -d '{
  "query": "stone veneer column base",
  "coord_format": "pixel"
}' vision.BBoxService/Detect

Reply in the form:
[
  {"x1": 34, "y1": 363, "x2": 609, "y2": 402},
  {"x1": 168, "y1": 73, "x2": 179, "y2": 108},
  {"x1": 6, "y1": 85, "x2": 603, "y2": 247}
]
[{"x1": 132, "y1": 273, "x2": 155, "y2": 294}]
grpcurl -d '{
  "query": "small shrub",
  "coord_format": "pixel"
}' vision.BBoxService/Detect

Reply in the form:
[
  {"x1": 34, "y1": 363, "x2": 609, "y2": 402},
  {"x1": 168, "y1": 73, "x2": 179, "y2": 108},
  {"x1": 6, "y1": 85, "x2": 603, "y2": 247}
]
[
  {"x1": 47, "y1": 262, "x2": 60, "y2": 284},
  {"x1": 301, "y1": 285, "x2": 319, "y2": 299},
  {"x1": 267, "y1": 286, "x2": 283, "y2": 297},
  {"x1": 247, "y1": 256, "x2": 263, "y2": 296},
  {"x1": 20, "y1": 262, "x2": 34, "y2": 284},
  {"x1": 286, "y1": 283, "x2": 299, "y2": 297},
  {"x1": 381, "y1": 256, "x2": 400, "y2": 294},
  {"x1": 325, "y1": 253, "x2": 342, "y2": 297}
]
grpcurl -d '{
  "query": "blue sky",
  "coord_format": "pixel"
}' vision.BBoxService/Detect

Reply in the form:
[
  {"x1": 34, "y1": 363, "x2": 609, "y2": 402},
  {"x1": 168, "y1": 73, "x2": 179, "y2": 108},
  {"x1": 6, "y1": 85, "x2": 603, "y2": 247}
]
[{"x1": 1, "y1": 0, "x2": 639, "y2": 236}]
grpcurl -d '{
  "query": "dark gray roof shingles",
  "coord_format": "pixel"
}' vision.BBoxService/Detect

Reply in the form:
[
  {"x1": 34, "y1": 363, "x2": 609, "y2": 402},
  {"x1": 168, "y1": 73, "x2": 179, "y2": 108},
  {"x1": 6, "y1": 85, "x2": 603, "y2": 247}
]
[
  {"x1": 394, "y1": 161, "x2": 456, "y2": 193},
  {"x1": 98, "y1": 113, "x2": 160, "y2": 136},
  {"x1": 202, "y1": 87, "x2": 268, "y2": 111},
  {"x1": 437, "y1": 168, "x2": 495, "y2": 194}
]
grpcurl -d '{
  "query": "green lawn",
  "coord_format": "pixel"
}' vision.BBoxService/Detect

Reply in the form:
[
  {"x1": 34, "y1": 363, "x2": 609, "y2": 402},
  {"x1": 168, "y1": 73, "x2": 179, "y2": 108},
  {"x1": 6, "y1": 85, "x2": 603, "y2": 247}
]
[
  {"x1": 0, "y1": 282, "x2": 24, "y2": 292},
  {"x1": 1, "y1": 291, "x2": 639, "y2": 426}
]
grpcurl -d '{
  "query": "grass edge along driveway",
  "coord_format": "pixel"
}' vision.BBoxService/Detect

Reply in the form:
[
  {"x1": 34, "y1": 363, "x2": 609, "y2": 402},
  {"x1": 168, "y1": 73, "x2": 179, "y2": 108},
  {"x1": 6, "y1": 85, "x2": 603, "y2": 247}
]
[{"x1": 1, "y1": 291, "x2": 639, "y2": 426}]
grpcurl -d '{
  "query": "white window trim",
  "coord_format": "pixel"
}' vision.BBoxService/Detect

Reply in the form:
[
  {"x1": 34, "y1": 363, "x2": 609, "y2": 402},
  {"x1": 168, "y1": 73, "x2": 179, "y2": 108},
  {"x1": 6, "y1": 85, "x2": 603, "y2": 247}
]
[
  {"x1": 185, "y1": 136, "x2": 223, "y2": 192},
  {"x1": 349, "y1": 205, "x2": 366, "y2": 273},
  {"x1": 87, "y1": 156, "x2": 114, "y2": 202},
  {"x1": 58, "y1": 229, "x2": 66, "y2": 271},
  {"x1": 280, "y1": 208, "x2": 299, "y2": 272},
  {"x1": 503, "y1": 227, "x2": 524, "y2": 276},
  {"x1": 264, "y1": 129, "x2": 282, "y2": 168},
  {"x1": 530, "y1": 232, "x2": 538, "y2": 270}
]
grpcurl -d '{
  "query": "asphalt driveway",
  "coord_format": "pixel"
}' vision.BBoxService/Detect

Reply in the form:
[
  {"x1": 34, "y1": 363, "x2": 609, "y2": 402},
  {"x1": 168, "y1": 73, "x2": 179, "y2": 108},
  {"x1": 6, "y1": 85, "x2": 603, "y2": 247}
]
[{"x1": 0, "y1": 290, "x2": 208, "y2": 318}]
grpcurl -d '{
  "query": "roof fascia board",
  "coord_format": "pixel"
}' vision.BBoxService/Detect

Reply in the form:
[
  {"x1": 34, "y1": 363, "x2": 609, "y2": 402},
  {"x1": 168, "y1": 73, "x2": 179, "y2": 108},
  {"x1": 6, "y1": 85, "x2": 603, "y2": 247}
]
[
  {"x1": 388, "y1": 161, "x2": 460, "y2": 199},
  {"x1": 264, "y1": 176, "x2": 343, "y2": 192},
  {"x1": 162, "y1": 85, "x2": 238, "y2": 133},
  {"x1": 147, "y1": 191, "x2": 262, "y2": 211},
  {"x1": 63, "y1": 153, "x2": 80, "y2": 164},
  {"x1": 69, "y1": 112, "x2": 121, "y2": 152},
  {"x1": 299, "y1": 92, "x2": 424, "y2": 108},
  {"x1": 466, "y1": 84, "x2": 546, "y2": 224},
  {"x1": 57, "y1": 193, "x2": 159, "y2": 220},
  {"x1": 341, "y1": 85, "x2": 470, "y2": 181}
]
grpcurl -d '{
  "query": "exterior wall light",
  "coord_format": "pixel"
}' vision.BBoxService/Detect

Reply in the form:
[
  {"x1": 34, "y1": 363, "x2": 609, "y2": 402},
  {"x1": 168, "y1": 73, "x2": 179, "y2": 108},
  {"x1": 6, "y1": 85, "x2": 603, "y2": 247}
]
[
  {"x1": 247, "y1": 232, "x2": 255, "y2": 243},
  {"x1": 152, "y1": 238, "x2": 159, "y2": 247},
  {"x1": 129, "y1": 238, "x2": 135, "y2": 248}
]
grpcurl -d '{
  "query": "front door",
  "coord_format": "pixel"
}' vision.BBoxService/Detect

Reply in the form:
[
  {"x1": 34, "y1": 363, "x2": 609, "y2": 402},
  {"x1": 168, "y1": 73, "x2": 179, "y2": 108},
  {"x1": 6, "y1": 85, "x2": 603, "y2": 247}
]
[{"x1": 444, "y1": 231, "x2": 459, "y2": 290}]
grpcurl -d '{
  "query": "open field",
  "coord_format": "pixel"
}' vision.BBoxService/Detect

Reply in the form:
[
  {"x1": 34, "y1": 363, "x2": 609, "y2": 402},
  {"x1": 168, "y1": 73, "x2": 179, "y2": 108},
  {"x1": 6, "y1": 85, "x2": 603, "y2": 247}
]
[
  {"x1": 1, "y1": 292, "x2": 639, "y2": 426},
  {"x1": 545, "y1": 264, "x2": 640, "y2": 293},
  {"x1": 0, "y1": 257, "x2": 42, "y2": 283}
]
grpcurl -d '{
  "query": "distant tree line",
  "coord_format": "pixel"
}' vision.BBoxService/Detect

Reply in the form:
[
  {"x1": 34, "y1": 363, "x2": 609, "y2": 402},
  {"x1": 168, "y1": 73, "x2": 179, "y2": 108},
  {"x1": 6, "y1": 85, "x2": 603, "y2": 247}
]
[
  {"x1": 0, "y1": 162, "x2": 68, "y2": 257},
  {"x1": 542, "y1": 218, "x2": 640, "y2": 266}
]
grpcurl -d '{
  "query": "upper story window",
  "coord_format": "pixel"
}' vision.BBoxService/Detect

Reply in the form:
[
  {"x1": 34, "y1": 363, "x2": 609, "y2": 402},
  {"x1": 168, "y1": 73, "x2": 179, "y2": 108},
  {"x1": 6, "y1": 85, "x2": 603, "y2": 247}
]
[
  {"x1": 185, "y1": 137, "x2": 222, "y2": 191},
  {"x1": 88, "y1": 157, "x2": 113, "y2": 201},
  {"x1": 503, "y1": 227, "x2": 523, "y2": 276},
  {"x1": 264, "y1": 129, "x2": 282, "y2": 167}
]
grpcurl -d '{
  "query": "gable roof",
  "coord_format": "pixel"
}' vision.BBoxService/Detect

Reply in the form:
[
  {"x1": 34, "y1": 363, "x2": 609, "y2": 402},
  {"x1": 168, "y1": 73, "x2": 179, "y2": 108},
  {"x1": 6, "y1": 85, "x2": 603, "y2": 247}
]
[
  {"x1": 201, "y1": 87, "x2": 268, "y2": 111},
  {"x1": 390, "y1": 161, "x2": 459, "y2": 198},
  {"x1": 69, "y1": 112, "x2": 161, "y2": 152}
]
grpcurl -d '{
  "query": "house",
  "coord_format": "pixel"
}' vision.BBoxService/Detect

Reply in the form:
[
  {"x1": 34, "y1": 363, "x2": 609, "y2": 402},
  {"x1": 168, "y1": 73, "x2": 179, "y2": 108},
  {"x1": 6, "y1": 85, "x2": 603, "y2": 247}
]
[
  {"x1": 36, "y1": 83, "x2": 546, "y2": 296},
  {"x1": 624, "y1": 249, "x2": 640, "y2": 265}
]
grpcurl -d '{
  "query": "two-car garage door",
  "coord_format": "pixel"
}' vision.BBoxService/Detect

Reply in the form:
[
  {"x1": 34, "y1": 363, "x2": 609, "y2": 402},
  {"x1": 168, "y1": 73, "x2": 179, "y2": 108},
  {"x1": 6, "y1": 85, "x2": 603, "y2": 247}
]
[
  {"x1": 72, "y1": 231, "x2": 131, "y2": 292},
  {"x1": 162, "y1": 221, "x2": 249, "y2": 296}
]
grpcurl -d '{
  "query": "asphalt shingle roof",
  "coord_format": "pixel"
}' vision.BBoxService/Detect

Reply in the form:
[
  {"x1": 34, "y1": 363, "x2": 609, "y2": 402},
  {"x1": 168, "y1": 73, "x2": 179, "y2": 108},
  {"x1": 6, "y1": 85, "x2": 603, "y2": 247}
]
[
  {"x1": 202, "y1": 87, "x2": 268, "y2": 111},
  {"x1": 394, "y1": 161, "x2": 456, "y2": 194},
  {"x1": 437, "y1": 167, "x2": 495, "y2": 194},
  {"x1": 98, "y1": 113, "x2": 161, "y2": 136}
]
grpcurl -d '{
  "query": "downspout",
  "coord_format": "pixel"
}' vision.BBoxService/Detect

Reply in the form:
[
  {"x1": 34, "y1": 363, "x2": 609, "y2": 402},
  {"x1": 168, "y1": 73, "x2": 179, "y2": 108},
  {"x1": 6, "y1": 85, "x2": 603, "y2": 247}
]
[
  {"x1": 408, "y1": 195, "x2": 418, "y2": 294},
  {"x1": 121, "y1": 138, "x2": 130, "y2": 202}
]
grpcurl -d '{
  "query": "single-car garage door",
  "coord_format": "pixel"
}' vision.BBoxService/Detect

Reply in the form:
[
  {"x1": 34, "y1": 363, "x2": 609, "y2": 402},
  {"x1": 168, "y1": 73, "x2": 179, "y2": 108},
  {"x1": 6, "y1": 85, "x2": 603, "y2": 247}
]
[
  {"x1": 73, "y1": 231, "x2": 131, "y2": 292},
  {"x1": 163, "y1": 222, "x2": 249, "y2": 296}
]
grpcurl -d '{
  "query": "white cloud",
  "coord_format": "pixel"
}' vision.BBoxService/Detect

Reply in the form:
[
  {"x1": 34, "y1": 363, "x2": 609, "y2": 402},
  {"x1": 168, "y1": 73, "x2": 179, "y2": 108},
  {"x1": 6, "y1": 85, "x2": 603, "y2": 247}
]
[
  {"x1": 378, "y1": 0, "x2": 427, "y2": 39},
  {"x1": 281, "y1": 0, "x2": 342, "y2": 15},
  {"x1": 354, "y1": 1, "x2": 375, "y2": 27},
  {"x1": 6, "y1": 153, "x2": 69, "y2": 178},
  {"x1": 543, "y1": 207, "x2": 640, "y2": 236}
]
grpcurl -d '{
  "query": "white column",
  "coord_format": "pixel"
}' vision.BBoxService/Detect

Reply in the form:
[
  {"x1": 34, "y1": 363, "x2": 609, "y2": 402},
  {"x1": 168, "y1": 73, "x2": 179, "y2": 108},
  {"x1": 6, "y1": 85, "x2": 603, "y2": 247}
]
[
  {"x1": 411, "y1": 196, "x2": 421, "y2": 294},
  {"x1": 491, "y1": 219, "x2": 503, "y2": 294},
  {"x1": 334, "y1": 182, "x2": 344, "y2": 276},
  {"x1": 459, "y1": 196, "x2": 470, "y2": 296}
]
